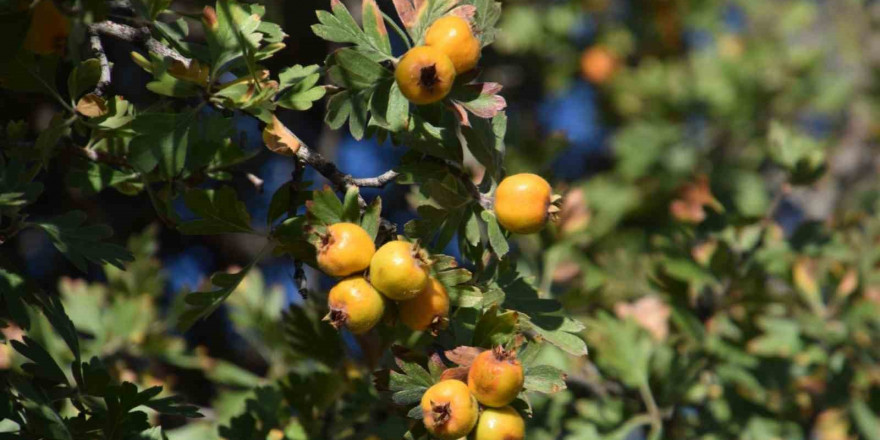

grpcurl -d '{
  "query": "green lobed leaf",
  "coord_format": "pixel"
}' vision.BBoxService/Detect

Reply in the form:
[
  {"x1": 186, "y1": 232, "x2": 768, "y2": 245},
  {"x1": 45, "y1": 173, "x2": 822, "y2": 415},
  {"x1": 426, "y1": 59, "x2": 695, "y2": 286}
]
[
  {"x1": 312, "y1": 0, "x2": 394, "y2": 62},
  {"x1": 308, "y1": 186, "x2": 344, "y2": 225},
  {"x1": 178, "y1": 186, "x2": 254, "y2": 235},
  {"x1": 33, "y1": 210, "x2": 134, "y2": 272}
]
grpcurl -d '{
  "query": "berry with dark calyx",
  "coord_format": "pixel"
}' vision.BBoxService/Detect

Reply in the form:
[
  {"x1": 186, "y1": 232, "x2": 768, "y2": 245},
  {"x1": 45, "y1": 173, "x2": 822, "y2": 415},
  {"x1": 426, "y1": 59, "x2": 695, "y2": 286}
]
[
  {"x1": 398, "y1": 277, "x2": 450, "y2": 334},
  {"x1": 421, "y1": 380, "x2": 479, "y2": 440},
  {"x1": 471, "y1": 406, "x2": 525, "y2": 440},
  {"x1": 467, "y1": 346, "x2": 525, "y2": 407},
  {"x1": 325, "y1": 276, "x2": 385, "y2": 335},
  {"x1": 369, "y1": 240, "x2": 430, "y2": 300},
  {"x1": 395, "y1": 46, "x2": 456, "y2": 105},
  {"x1": 425, "y1": 15, "x2": 481, "y2": 74},
  {"x1": 316, "y1": 222, "x2": 375, "y2": 277},
  {"x1": 494, "y1": 173, "x2": 560, "y2": 234}
]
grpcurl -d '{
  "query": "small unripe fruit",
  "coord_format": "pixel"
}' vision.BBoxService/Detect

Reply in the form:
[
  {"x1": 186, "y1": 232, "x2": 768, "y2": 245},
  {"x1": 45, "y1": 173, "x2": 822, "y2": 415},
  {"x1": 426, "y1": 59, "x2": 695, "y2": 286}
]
[
  {"x1": 421, "y1": 380, "x2": 479, "y2": 440},
  {"x1": 395, "y1": 46, "x2": 456, "y2": 105},
  {"x1": 424, "y1": 16, "x2": 481, "y2": 74},
  {"x1": 369, "y1": 240, "x2": 429, "y2": 300},
  {"x1": 316, "y1": 222, "x2": 376, "y2": 277},
  {"x1": 467, "y1": 347, "x2": 524, "y2": 407},
  {"x1": 494, "y1": 173, "x2": 557, "y2": 234},
  {"x1": 471, "y1": 406, "x2": 525, "y2": 440},
  {"x1": 398, "y1": 277, "x2": 449, "y2": 334},
  {"x1": 326, "y1": 276, "x2": 385, "y2": 335}
]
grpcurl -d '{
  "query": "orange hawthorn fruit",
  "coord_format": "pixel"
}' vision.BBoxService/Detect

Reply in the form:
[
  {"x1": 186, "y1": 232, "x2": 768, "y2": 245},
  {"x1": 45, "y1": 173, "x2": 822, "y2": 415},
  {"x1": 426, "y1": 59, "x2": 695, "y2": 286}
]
[
  {"x1": 425, "y1": 15, "x2": 481, "y2": 74},
  {"x1": 369, "y1": 240, "x2": 430, "y2": 300},
  {"x1": 398, "y1": 276, "x2": 450, "y2": 334},
  {"x1": 580, "y1": 46, "x2": 617, "y2": 84},
  {"x1": 326, "y1": 276, "x2": 385, "y2": 335},
  {"x1": 316, "y1": 222, "x2": 376, "y2": 277},
  {"x1": 471, "y1": 406, "x2": 525, "y2": 440},
  {"x1": 395, "y1": 46, "x2": 456, "y2": 105},
  {"x1": 494, "y1": 173, "x2": 558, "y2": 234},
  {"x1": 467, "y1": 346, "x2": 525, "y2": 407},
  {"x1": 421, "y1": 380, "x2": 479, "y2": 440}
]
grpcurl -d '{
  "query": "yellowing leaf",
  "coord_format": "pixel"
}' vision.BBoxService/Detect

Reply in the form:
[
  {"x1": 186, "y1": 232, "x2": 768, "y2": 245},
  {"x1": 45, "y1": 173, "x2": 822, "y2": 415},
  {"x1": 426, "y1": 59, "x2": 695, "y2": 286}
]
[
  {"x1": 262, "y1": 114, "x2": 301, "y2": 156},
  {"x1": 75, "y1": 94, "x2": 108, "y2": 118}
]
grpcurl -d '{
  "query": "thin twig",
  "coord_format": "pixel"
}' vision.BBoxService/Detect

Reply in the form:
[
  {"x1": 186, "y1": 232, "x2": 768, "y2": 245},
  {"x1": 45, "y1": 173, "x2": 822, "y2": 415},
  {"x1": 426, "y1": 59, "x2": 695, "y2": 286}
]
[
  {"x1": 349, "y1": 169, "x2": 401, "y2": 187},
  {"x1": 89, "y1": 21, "x2": 191, "y2": 67},
  {"x1": 68, "y1": 145, "x2": 133, "y2": 170},
  {"x1": 88, "y1": 31, "x2": 112, "y2": 97}
]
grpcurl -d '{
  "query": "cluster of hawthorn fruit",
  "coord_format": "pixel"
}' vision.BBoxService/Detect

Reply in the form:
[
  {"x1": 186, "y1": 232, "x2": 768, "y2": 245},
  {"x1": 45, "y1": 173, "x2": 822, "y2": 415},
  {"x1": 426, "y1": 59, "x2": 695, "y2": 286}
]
[
  {"x1": 310, "y1": 14, "x2": 565, "y2": 440},
  {"x1": 315, "y1": 172, "x2": 557, "y2": 440},
  {"x1": 316, "y1": 173, "x2": 553, "y2": 440}
]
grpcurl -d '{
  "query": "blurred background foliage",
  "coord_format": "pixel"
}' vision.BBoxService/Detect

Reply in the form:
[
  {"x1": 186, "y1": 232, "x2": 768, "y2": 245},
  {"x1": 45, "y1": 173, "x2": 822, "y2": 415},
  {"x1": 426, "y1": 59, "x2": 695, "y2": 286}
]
[{"x1": 2, "y1": 0, "x2": 880, "y2": 439}]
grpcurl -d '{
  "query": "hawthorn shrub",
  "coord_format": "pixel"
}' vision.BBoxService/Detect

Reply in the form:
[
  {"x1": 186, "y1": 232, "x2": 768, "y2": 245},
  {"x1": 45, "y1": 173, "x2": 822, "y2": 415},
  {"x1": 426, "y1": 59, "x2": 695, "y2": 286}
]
[{"x1": 0, "y1": 1, "x2": 879, "y2": 440}]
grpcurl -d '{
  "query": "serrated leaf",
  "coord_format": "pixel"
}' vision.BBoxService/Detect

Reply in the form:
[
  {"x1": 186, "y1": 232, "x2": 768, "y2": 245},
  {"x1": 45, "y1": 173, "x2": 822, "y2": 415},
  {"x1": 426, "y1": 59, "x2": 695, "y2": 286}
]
[
  {"x1": 450, "y1": 82, "x2": 507, "y2": 120},
  {"x1": 312, "y1": 0, "x2": 394, "y2": 62},
  {"x1": 277, "y1": 64, "x2": 326, "y2": 111},
  {"x1": 523, "y1": 364, "x2": 567, "y2": 394},
  {"x1": 33, "y1": 210, "x2": 134, "y2": 272},
  {"x1": 480, "y1": 210, "x2": 508, "y2": 256},
  {"x1": 361, "y1": 196, "x2": 382, "y2": 240},
  {"x1": 362, "y1": 0, "x2": 392, "y2": 55},
  {"x1": 178, "y1": 186, "x2": 253, "y2": 235},
  {"x1": 308, "y1": 186, "x2": 344, "y2": 225},
  {"x1": 129, "y1": 111, "x2": 197, "y2": 177},
  {"x1": 327, "y1": 48, "x2": 390, "y2": 90},
  {"x1": 340, "y1": 185, "x2": 361, "y2": 222},
  {"x1": 11, "y1": 336, "x2": 68, "y2": 384},
  {"x1": 178, "y1": 246, "x2": 268, "y2": 330},
  {"x1": 473, "y1": 306, "x2": 518, "y2": 348}
]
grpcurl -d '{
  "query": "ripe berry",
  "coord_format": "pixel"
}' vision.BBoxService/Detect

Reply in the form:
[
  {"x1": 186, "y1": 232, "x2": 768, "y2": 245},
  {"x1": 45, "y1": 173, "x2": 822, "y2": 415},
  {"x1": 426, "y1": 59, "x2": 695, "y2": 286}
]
[
  {"x1": 369, "y1": 240, "x2": 429, "y2": 300},
  {"x1": 395, "y1": 46, "x2": 456, "y2": 105},
  {"x1": 326, "y1": 276, "x2": 385, "y2": 335},
  {"x1": 424, "y1": 16, "x2": 481, "y2": 74},
  {"x1": 398, "y1": 277, "x2": 449, "y2": 334},
  {"x1": 316, "y1": 222, "x2": 376, "y2": 277},
  {"x1": 467, "y1": 347, "x2": 524, "y2": 407},
  {"x1": 580, "y1": 46, "x2": 617, "y2": 84},
  {"x1": 421, "y1": 380, "x2": 479, "y2": 440},
  {"x1": 471, "y1": 406, "x2": 525, "y2": 440},
  {"x1": 494, "y1": 173, "x2": 558, "y2": 234}
]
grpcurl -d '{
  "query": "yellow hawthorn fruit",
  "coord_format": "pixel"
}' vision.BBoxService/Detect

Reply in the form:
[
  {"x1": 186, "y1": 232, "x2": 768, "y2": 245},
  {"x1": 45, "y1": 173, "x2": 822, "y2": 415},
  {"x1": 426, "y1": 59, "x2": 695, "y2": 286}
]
[
  {"x1": 494, "y1": 173, "x2": 558, "y2": 234},
  {"x1": 467, "y1": 347, "x2": 524, "y2": 407},
  {"x1": 398, "y1": 277, "x2": 449, "y2": 334},
  {"x1": 369, "y1": 240, "x2": 429, "y2": 300},
  {"x1": 316, "y1": 222, "x2": 376, "y2": 277},
  {"x1": 421, "y1": 380, "x2": 479, "y2": 440},
  {"x1": 23, "y1": 0, "x2": 70, "y2": 55},
  {"x1": 395, "y1": 46, "x2": 456, "y2": 105},
  {"x1": 471, "y1": 406, "x2": 525, "y2": 440},
  {"x1": 326, "y1": 276, "x2": 385, "y2": 335},
  {"x1": 424, "y1": 16, "x2": 481, "y2": 74},
  {"x1": 580, "y1": 46, "x2": 617, "y2": 84}
]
